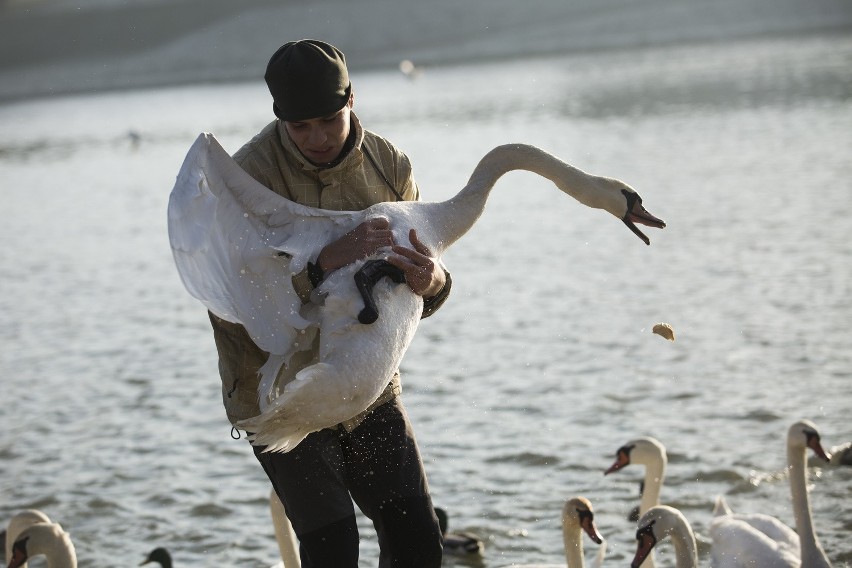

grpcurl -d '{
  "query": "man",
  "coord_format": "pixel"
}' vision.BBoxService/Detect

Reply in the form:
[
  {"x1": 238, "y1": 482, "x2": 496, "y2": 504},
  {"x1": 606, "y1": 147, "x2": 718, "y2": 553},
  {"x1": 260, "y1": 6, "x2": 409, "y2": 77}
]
[{"x1": 209, "y1": 39, "x2": 450, "y2": 567}]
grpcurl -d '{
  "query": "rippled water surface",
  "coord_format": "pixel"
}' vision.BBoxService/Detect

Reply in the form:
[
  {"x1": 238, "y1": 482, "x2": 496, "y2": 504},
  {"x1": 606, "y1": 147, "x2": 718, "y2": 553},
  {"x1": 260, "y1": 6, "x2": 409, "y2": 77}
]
[{"x1": 2, "y1": 33, "x2": 851, "y2": 567}]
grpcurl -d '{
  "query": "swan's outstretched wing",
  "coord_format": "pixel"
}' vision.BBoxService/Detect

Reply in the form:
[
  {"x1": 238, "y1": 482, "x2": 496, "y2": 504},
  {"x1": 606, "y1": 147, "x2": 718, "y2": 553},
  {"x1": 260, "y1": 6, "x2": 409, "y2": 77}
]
[{"x1": 167, "y1": 132, "x2": 359, "y2": 361}]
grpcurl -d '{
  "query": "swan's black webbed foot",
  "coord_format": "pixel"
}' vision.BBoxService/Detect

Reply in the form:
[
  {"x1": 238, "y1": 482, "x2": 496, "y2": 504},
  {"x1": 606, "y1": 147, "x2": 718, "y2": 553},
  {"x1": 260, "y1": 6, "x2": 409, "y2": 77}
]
[{"x1": 355, "y1": 259, "x2": 406, "y2": 324}]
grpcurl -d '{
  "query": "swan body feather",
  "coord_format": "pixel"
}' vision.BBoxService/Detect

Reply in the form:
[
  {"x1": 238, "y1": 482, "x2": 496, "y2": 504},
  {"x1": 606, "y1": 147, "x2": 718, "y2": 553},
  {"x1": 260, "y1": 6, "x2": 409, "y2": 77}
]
[{"x1": 168, "y1": 133, "x2": 664, "y2": 452}]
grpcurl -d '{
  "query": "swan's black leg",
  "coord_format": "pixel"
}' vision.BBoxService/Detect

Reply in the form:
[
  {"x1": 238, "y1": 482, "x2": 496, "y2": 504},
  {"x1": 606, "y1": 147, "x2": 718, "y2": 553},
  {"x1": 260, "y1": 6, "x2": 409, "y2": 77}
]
[{"x1": 354, "y1": 259, "x2": 406, "y2": 324}]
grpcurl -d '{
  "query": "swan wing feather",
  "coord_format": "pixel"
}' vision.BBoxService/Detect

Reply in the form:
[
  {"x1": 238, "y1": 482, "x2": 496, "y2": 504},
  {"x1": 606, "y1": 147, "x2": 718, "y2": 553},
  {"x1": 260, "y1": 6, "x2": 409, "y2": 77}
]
[
  {"x1": 710, "y1": 515, "x2": 799, "y2": 567},
  {"x1": 167, "y1": 132, "x2": 357, "y2": 361}
]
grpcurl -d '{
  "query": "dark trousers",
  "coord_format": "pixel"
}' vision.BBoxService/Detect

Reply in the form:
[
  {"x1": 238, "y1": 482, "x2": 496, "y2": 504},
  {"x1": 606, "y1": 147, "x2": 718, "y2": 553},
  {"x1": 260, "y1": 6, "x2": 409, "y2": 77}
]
[{"x1": 253, "y1": 397, "x2": 443, "y2": 568}]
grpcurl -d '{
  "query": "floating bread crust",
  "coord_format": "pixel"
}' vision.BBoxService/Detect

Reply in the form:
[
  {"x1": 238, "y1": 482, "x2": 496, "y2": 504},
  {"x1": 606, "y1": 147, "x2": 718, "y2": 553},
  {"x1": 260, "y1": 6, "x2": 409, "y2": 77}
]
[{"x1": 652, "y1": 323, "x2": 675, "y2": 341}]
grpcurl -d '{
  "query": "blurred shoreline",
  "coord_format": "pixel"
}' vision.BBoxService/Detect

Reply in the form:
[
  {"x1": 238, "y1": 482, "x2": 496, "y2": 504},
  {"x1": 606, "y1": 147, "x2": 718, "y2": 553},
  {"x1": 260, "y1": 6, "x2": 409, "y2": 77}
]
[{"x1": 1, "y1": 0, "x2": 851, "y2": 104}]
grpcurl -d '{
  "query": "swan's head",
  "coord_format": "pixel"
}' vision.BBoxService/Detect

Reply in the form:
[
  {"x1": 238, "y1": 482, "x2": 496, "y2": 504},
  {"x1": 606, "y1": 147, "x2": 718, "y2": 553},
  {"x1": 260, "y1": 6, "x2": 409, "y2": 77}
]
[
  {"x1": 618, "y1": 186, "x2": 666, "y2": 246},
  {"x1": 9, "y1": 523, "x2": 75, "y2": 568},
  {"x1": 788, "y1": 419, "x2": 830, "y2": 462},
  {"x1": 563, "y1": 497, "x2": 604, "y2": 544},
  {"x1": 604, "y1": 436, "x2": 667, "y2": 474},
  {"x1": 631, "y1": 506, "x2": 695, "y2": 568},
  {"x1": 559, "y1": 170, "x2": 665, "y2": 245}
]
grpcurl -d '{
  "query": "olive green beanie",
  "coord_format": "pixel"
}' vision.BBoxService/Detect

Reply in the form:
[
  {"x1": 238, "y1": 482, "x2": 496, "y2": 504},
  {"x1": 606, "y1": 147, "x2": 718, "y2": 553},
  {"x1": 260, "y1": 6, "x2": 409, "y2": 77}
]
[{"x1": 264, "y1": 39, "x2": 352, "y2": 122}]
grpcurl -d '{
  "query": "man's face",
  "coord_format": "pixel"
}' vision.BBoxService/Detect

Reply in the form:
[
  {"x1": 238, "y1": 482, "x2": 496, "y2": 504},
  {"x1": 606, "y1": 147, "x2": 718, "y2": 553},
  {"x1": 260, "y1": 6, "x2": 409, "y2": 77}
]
[{"x1": 284, "y1": 95, "x2": 353, "y2": 166}]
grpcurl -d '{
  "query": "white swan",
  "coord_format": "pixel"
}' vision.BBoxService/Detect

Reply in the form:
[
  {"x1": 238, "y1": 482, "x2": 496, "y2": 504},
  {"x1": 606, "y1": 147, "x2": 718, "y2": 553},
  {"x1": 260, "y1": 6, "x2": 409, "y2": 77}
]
[
  {"x1": 709, "y1": 419, "x2": 833, "y2": 568},
  {"x1": 827, "y1": 441, "x2": 852, "y2": 466},
  {"x1": 5, "y1": 509, "x2": 52, "y2": 567},
  {"x1": 604, "y1": 436, "x2": 666, "y2": 568},
  {"x1": 168, "y1": 133, "x2": 665, "y2": 452},
  {"x1": 631, "y1": 506, "x2": 698, "y2": 568},
  {"x1": 498, "y1": 497, "x2": 606, "y2": 568},
  {"x1": 7, "y1": 521, "x2": 76, "y2": 568},
  {"x1": 434, "y1": 507, "x2": 485, "y2": 556}
]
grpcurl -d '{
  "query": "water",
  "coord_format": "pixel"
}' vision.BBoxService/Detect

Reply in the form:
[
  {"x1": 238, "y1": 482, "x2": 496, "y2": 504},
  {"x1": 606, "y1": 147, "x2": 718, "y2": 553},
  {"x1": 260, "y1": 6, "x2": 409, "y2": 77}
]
[{"x1": 2, "y1": 32, "x2": 851, "y2": 567}]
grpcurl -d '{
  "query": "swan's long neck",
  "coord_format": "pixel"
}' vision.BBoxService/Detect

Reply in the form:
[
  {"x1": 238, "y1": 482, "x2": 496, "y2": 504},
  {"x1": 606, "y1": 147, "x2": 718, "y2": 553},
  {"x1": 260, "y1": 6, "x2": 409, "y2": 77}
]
[
  {"x1": 787, "y1": 443, "x2": 832, "y2": 568},
  {"x1": 638, "y1": 456, "x2": 665, "y2": 568},
  {"x1": 562, "y1": 523, "x2": 585, "y2": 568},
  {"x1": 669, "y1": 522, "x2": 699, "y2": 568},
  {"x1": 21, "y1": 524, "x2": 77, "y2": 568},
  {"x1": 640, "y1": 458, "x2": 665, "y2": 516},
  {"x1": 424, "y1": 144, "x2": 617, "y2": 256}
]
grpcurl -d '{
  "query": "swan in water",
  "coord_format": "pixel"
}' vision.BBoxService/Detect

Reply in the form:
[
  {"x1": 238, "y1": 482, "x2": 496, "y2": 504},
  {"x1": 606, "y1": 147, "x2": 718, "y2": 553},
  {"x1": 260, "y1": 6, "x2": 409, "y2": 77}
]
[
  {"x1": 630, "y1": 506, "x2": 698, "y2": 568},
  {"x1": 709, "y1": 419, "x2": 833, "y2": 568},
  {"x1": 498, "y1": 497, "x2": 606, "y2": 568},
  {"x1": 168, "y1": 133, "x2": 665, "y2": 452},
  {"x1": 7, "y1": 521, "x2": 76, "y2": 568},
  {"x1": 434, "y1": 507, "x2": 485, "y2": 556},
  {"x1": 827, "y1": 441, "x2": 852, "y2": 466},
  {"x1": 5, "y1": 509, "x2": 52, "y2": 567},
  {"x1": 604, "y1": 436, "x2": 666, "y2": 568}
]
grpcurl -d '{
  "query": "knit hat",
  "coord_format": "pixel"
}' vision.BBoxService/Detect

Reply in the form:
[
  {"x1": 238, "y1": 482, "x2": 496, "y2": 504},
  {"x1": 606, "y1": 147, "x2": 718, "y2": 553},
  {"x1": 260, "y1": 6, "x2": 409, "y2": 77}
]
[{"x1": 264, "y1": 39, "x2": 352, "y2": 121}]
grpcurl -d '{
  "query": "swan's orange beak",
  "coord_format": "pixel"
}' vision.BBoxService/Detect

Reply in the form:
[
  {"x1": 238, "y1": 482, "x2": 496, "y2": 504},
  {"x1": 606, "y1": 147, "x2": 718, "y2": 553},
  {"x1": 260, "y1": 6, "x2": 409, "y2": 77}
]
[
  {"x1": 631, "y1": 524, "x2": 657, "y2": 568},
  {"x1": 580, "y1": 511, "x2": 604, "y2": 544},
  {"x1": 604, "y1": 445, "x2": 632, "y2": 475},
  {"x1": 807, "y1": 433, "x2": 831, "y2": 462},
  {"x1": 622, "y1": 190, "x2": 666, "y2": 245}
]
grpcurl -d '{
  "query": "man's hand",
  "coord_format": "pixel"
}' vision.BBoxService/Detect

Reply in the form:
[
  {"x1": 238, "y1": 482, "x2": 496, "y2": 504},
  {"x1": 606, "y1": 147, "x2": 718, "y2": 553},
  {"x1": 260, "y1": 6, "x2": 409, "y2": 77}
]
[
  {"x1": 316, "y1": 217, "x2": 395, "y2": 272},
  {"x1": 387, "y1": 229, "x2": 446, "y2": 297}
]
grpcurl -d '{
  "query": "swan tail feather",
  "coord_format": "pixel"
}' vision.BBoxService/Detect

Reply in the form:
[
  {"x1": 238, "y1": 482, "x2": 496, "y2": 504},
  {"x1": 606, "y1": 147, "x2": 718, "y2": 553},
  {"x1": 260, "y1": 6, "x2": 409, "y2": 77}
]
[
  {"x1": 713, "y1": 495, "x2": 733, "y2": 517},
  {"x1": 237, "y1": 362, "x2": 365, "y2": 453}
]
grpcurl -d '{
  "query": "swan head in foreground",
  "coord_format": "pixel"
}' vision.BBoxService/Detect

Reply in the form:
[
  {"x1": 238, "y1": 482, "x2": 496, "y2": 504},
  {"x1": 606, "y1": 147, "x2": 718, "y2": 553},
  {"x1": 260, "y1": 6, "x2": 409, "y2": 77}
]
[
  {"x1": 632, "y1": 506, "x2": 698, "y2": 568},
  {"x1": 5, "y1": 509, "x2": 52, "y2": 565},
  {"x1": 8, "y1": 522, "x2": 77, "y2": 568},
  {"x1": 562, "y1": 496, "x2": 606, "y2": 568},
  {"x1": 789, "y1": 419, "x2": 830, "y2": 462}
]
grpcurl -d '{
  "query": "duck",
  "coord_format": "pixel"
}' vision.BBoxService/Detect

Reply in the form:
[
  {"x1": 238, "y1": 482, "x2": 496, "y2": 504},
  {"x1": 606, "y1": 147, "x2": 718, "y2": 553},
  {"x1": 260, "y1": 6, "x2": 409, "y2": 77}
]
[
  {"x1": 5, "y1": 509, "x2": 52, "y2": 567},
  {"x1": 498, "y1": 497, "x2": 606, "y2": 568},
  {"x1": 604, "y1": 436, "x2": 667, "y2": 568},
  {"x1": 141, "y1": 547, "x2": 173, "y2": 567},
  {"x1": 434, "y1": 507, "x2": 485, "y2": 556},
  {"x1": 709, "y1": 419, "x2": 833, "y2": 568},
  {"x1": 168, "y1": 132, "x2": 665, "y2": 452},
  {"x1": 630, "y1": 506, "x2": 698, "y2": 568},
  {"x1": 7, "y1": 521, "x2": 76, "y2": 568}
]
